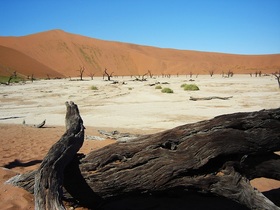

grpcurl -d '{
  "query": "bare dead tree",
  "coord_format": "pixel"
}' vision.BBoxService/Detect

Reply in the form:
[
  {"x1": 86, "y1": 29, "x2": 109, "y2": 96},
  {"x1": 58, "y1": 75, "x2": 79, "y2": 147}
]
[
  {"x1": 148, "y1": 70, "x2": 153, "y2": 78},
  {"x1": 255, "y1": 71, "x2": 258, "y2": 77},
  {"x1": 209, "y1": 70, "x2": 214, "y2": 77},
  {"x1": 31, "y1": 74, "x2": 35, "y2": 83},
  {"x1": 142, "y1": 72, "x2": 148, "y2": 80},
  {"x1": 227, "y1": 70, "x2": 234, "y2": 77},
  {"x1": 78, "y1": 66, "x2": 85, "y2": 81},
  {"x1": 272, "y1": 70, "x2": 280, "y2": 88},
  {"x1": 133, "y1": 72, "x2": 148, "y2": 81},
  {"x1": 104, "y1": 68, "x2": 114, "y2": 81},
  {"x1": 88, "y1": 72, "x2": 95, "y2": 80}
]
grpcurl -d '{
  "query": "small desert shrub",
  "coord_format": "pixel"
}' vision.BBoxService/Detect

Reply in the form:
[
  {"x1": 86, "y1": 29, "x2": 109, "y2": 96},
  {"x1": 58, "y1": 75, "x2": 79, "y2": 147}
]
[
  {"x1": 161, "y1": 87, "x2": 174, "y2": 93},
  {"x1": 90, "y1": 85, "x2": 98, "y2": 90},
  {"x1": 0, "y1": 76, "x2": 24, "y2": 84},
  {"x1": 155, "y1": 85, "x2": 162, "y2": 89},
  {"x1": 181, "y1": 83, "x2": 199, "y2": 91},
  {"x1": 128, "y1": 87, "x2": 133, "y2": 90}
]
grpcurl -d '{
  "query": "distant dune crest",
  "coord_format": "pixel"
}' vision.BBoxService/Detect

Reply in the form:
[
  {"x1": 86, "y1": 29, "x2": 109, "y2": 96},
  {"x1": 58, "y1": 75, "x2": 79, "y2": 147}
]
[{"x1": 0, "y1": 29, "x2": 279, "y2": 78}]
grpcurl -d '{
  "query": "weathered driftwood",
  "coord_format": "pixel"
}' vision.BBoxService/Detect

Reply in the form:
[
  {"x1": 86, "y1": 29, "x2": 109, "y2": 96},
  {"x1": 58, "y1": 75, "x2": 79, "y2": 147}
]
[
  {"x1": 10, "y1": 101, "x2": 85, "y2": 210},
  {"x1": 190, "y1": 96, "x2": 233, "y2": 101},
  {"x1": 8, "y1": 107, "x2": 280, "y2": 209},
  {"x1": 23, "y1": 119, "x2": 46, "y2": 128},
  {"x1": 35, "y1": 101, "x2": 84, "y2": 210}
]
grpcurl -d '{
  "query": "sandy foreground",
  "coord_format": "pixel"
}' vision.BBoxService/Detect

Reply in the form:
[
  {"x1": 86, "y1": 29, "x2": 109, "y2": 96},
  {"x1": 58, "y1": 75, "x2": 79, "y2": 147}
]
[{"x1": 0, "y1": 74, "x2": 280, "y2": 209}]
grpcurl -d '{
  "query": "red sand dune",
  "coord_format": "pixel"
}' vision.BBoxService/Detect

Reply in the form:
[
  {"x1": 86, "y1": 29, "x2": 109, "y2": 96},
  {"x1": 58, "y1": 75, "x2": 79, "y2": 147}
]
[
  {"x1": 0, "y1": 45, "x2": 63, "y2": 78},
  {"x1": 0, "y1": 29, "x2": 280, "y2": 78}
]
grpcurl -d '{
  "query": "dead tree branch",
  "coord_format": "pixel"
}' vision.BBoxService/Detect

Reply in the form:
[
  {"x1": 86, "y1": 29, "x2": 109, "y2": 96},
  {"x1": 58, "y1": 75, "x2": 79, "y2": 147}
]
[
  {"x1": 190, "y1": 96, "x2": 233, "y2": 101},
  {"x1": 22, "y1": 119, "x2": 46, "y2": 128}
]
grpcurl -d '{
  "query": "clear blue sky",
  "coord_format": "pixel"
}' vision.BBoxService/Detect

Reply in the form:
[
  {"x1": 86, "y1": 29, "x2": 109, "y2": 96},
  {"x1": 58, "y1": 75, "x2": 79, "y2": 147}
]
[{"x1": 0, "y1": 0, "x2": 279, "y2": 55}]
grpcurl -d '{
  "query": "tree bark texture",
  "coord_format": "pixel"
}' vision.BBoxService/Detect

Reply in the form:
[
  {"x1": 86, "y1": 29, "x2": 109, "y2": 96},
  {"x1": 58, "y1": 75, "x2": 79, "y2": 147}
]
[
  {"x1": 27, "y1": 101, "x2": 84, "y2": 210},
  {"x1": 8, "y1": 107, "x2": 280, "y2": 209}
]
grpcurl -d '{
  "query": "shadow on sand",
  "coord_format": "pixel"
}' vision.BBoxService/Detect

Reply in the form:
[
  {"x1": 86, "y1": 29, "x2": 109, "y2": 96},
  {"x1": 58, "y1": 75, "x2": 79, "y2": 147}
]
[{"x1": 3, "y1": 159, "x2": 42, "y2": 169}]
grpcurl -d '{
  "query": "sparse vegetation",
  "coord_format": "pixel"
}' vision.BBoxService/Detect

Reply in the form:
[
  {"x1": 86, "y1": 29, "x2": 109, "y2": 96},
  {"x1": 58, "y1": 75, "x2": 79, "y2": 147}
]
[
  {"x1": 90, "y1": 85, "x2": 98, "y2": 90},
  {"x1": 161, "y1": 87, "x2": 174, "y2": 93},
  {"x1": 181, "y1": 83, "x2": 199, "y2": 91},
  {"x1": 0, "y1": 75, "x2": 23, "y2": 84},
  {"x1": 155, "y1": 85, "x2": 162, "y2": 89},
  {"x1": 0, "y1": 71, "x2": 28, "y2": 85}
]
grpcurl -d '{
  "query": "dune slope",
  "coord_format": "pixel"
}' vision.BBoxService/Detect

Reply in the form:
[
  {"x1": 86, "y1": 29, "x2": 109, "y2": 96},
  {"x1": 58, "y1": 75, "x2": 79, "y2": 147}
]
[
  {"x1": 0, "y1": 45, "x2": 64, "y2": 78},
  {"x1": 0, "y1": 29, "x2": 279, "y2": 77}
]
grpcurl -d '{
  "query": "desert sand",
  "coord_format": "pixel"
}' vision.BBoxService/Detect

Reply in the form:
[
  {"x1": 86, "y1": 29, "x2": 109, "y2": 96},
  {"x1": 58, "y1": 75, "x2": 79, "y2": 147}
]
[{"x1": 0, "y1": 74, "x2": 280, "y2": 209}]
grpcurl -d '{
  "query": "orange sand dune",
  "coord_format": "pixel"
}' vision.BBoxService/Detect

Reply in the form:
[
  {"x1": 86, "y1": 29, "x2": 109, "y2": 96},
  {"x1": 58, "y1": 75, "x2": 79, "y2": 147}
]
[
  {"x1": 0, "y1": 45, "x2": 64, "y2": 78},
  {"x1": 0, "y1": 29, "x2": 279, "y2": 78}
]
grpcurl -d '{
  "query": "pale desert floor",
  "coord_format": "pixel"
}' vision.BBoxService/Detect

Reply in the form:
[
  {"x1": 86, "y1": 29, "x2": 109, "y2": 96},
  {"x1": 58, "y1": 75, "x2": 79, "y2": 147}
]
[{"x1": 0, "y1": 74, "x2": 280, "y2": 209}]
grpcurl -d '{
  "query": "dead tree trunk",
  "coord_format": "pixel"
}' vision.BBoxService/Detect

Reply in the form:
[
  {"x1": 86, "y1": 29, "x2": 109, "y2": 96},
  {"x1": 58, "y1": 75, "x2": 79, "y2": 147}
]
[
  {"x1": 104, "y1": 68, "x2": 113, "y2": 81},
  {"x1": 7, "y1": 107, "x2": 280, "y2": 209},
  {"x1": 17, "y1": 101, "x2": 84, "y2": 210},
  {"x1": 273, "y1": 71, "x2": 280, "y2": 88},
  {"x1": 78, "y1": 66, "x2": 85, "y2": 81}
]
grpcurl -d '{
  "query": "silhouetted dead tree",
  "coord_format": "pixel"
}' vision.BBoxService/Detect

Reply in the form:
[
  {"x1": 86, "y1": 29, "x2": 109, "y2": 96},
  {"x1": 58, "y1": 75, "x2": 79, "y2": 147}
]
[
  {"x1": 142, "y1": 72, "x2": 148, "y2": 80},
  {"x1": 78, "y1": 66, "x2": 85, "y2": 80},
  {"x1": 255, "y1": 70, "x2": 260, "y2": 77},
  {"x1": 272, "y1": 70, "x2": 280, "y2": 88},
  {"x1": 29, "y1": 74, "x2": 35, "y2": 82},
  {"x1": 88, "y1": 72, "x2": 95, "y2": 80},
  {"x1": 7, "y1": 107, "x2": 280, "y2": 209},
  {"x1": 209, "y1": 70, "x2": 214, "y2": 77},
  {"x1": 104, "y1": 68, "x2": 114, "y2": 81},
  {"x1": 31, "y1": 74, "x2": 34, "y2": 82},
  {"x1": 227, "y1": 70, "x2": 234, "y2": 77},
  {"x1": 148, "y1": 70, "x2": 153, "y2": 78}
]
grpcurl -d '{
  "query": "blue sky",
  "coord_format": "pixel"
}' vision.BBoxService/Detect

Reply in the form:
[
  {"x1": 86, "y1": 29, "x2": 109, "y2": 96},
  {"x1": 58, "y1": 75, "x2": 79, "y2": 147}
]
[{"x1": 0, "y1": 0, "x2": 279, "y2": 55}]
